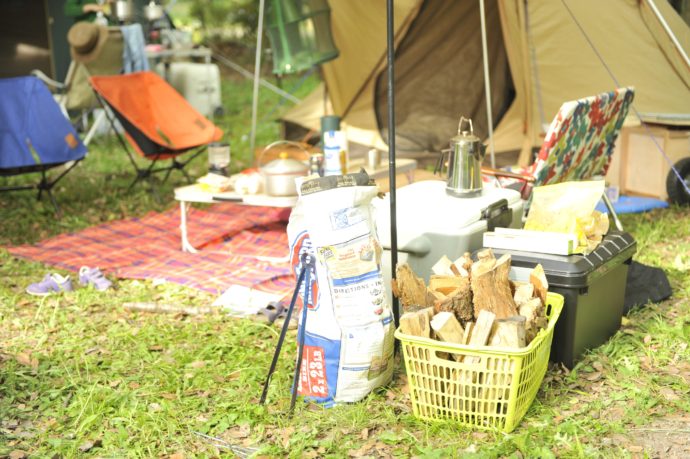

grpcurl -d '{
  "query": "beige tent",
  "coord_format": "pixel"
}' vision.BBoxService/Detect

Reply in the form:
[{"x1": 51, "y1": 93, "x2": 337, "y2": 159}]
[{"x1": 282, "y1": 0, "x2": 690, "y2": 166}]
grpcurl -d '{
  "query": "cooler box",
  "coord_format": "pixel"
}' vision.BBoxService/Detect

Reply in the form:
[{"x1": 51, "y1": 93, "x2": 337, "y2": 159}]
[
  {"x1": 374, "y1": 180, "x2": 524, "y2": 301},
  {"x1": 155, "y1": 62, "x2": 223, "y2": 118},
  {"x1": 490, "y1": 231, "x2": 636, "y2": 368}
]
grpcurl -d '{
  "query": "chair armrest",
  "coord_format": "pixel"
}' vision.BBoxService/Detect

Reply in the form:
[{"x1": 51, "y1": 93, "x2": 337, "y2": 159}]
[
  {"x1": 481, "y1": 166, "x2": 536, "y2": 183},
  {"x1": 31, "y1": 70, "x2": 67, "y2": 91}
]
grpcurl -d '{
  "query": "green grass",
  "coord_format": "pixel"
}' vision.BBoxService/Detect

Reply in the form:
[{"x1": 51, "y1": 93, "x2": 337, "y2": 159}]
[{"x1": 1, "y1": 72, "x2": 690, "y2": 457}]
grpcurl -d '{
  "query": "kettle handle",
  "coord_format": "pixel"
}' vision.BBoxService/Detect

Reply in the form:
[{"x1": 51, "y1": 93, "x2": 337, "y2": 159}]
[
  {"x1": 435, "y1": 148, "x2": 451, "y2": 177},
  {"x1": 458, "y1": 116, "x2": 474, "y2": 135}
]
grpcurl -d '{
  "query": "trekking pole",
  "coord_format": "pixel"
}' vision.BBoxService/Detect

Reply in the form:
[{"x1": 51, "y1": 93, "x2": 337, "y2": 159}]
[{"x1": 259, "y1": 252, "x2": 315, "y2": 414}]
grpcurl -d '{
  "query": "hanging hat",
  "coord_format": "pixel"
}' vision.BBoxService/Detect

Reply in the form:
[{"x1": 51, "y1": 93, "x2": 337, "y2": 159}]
[{"x1": 67, "y1": 22, "x2": 108, "y2": 63}]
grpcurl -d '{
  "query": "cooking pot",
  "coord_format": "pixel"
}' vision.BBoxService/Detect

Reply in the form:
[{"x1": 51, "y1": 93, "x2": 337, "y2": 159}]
[
  {"x1": 144, "y1": 1, "x2": 165, "y2": 21},
  {"x1": 259, "y1": 141, "x2": 310, "y2": 196},
  {"x1": 113, "y1": 0, "x2": 134, "y2": 21}
]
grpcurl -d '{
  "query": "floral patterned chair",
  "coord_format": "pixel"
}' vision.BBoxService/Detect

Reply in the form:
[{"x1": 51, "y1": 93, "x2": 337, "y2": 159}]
[{"x1": 484, "y1": 87, "x2": 635, "y2": 202}]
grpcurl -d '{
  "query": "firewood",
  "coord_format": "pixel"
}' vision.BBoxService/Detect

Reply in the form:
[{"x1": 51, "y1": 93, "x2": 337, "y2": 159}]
[
  {"x1": 464, "y1": 310, "x2": 496, "y2": 364},
  {"x1": 455, "y1": 252, "x2": 474, "y2": 277},
  {"x1": 429, "y1": 275, "x2": 465, "y2": 295},
  {"x1": 430, "y1": 311, "x2": 465, "y2": 345},
  {"x1": 489, "y1": 316, "x2": 527, "y2": 348},
  {"x1": 530, "y1": 264, "x2": 548, "y2": 305},
  {"x1": 518, "y1": 297, "x2": 544, "y2": 343},
  {"x1": 393, "y1": 263, "x2": 428, "y2": 311},
  {"x1": 513, "y1": 283, "x2": 535, "y2": 306},
  {"x1": 462, "y1": 321, "x2": 474, "y2": 345},
  {"x1": 433, "y1": 283, "x2": 473, "y2": 325},
  {"x1": 431, "y1": 255, "x2": 455, "y2": 276},
  {"x1": 400, "y1": 310, "x2": 431, "y2": 338},
  {"x1": 471, "y1": 253, "x2": 518, "y2": 319}
]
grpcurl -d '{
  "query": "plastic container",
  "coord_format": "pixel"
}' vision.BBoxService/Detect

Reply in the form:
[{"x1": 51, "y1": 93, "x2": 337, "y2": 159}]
[
  {"x1": 395, "y1": 292, "x2": 564, "y2": 433},
  {"x1": 491, "y1": 231, "x2": 636, "y2": 368}
]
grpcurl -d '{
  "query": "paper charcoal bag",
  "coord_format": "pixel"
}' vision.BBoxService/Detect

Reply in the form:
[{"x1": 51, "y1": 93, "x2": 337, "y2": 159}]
[{"x1": 287, "y1": 173, "x2": 394, "y2": 406}]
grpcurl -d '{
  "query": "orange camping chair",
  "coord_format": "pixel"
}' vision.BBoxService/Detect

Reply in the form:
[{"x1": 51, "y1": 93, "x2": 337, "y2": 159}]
[{"x1": 90, "y1": 71, "x2": 223, "y2": 190}]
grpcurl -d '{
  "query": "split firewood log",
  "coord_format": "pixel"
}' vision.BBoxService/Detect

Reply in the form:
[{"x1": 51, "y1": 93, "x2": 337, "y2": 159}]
[
  {"x1": 429, "y1": 275, "x2": 465, "y2": 295},
  {"x1": 392, "y1": 263, "x2": 428, "y2": 312},
  {"x1": 464, "y1": 310, "x2": 496, "y2": 364},
  {"x1": 518, "y1": 297, "x2": 544, "y2": 343},
  {"x1": 431, "y1": 255, "x2": 456, "y2": 277},
  {"x1": 433, "y1": 288, "x2": 473, "y2": 326},
  {"x1": 455, "y1": 252, "x2": 474, "y2": 277},
  {"x1": 470, "y1": 251, "x2": 518, "y2": 319},
  {"x1": 530, "y1": 264, "x2": 548, "y2": 305},
  {"x1": 489, "y1": 316, "x2": 527, "y2": 348},
  {"x1": 400, "y1": 309, "x2": 432, "y2": 338},
  {"x1": 430, "y1": 312, "x2": 465, "y2": 345},
  {"x1": 513, "y1": 283, "x2": 535, "y2": 306}
]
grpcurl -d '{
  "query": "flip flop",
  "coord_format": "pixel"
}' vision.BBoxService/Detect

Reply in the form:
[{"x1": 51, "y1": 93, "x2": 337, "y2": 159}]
[{"x1": 256, "y1": 302, "x2": 285, "y2": 324}]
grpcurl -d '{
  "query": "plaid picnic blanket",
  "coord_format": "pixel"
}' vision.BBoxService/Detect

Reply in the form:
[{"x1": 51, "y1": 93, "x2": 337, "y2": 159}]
[{"x1": 7, "y1": 203, "x2": 294, "y2": 297}]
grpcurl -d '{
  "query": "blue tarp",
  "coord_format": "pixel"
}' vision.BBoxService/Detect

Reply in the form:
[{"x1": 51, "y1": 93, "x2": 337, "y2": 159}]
[{"x1": 0, "y1": 76, "x2": 86, "y2": 171}]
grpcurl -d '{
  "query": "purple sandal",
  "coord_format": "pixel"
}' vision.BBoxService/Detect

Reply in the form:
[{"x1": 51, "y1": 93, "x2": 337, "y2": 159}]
[
  {"x1": 26, "y1": 273, "x2": 74, "y2": 296},
  {"x1": 79, "y1": 266, "x2": 113, "y2": 291}
]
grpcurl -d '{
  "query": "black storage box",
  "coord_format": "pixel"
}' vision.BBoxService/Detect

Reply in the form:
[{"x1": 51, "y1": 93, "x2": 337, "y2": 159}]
[{"x1": 489, "y1": 231, "x2": 636, "y2": 368}]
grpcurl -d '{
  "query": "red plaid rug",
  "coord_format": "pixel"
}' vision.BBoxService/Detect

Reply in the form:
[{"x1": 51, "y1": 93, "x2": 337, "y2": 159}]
[{"x1": 8, "y1": 203, "x2": 294, "y2": 297}]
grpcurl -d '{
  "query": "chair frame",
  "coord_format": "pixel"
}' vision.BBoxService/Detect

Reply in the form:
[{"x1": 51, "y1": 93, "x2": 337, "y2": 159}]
[{"x1": 94, "y1": 91, "x2": 204, "y2": 191}]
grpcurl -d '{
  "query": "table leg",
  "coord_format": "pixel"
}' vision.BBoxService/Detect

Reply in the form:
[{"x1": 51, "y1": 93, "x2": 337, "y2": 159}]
[{"x1": 180, "y1": 201, "x2": 198, "y2": 253}]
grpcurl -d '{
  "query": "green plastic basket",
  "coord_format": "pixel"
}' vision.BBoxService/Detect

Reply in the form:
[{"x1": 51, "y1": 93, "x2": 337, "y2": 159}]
[{"x1": 395, "y1": 292, "x2": 564, "y2": 433}]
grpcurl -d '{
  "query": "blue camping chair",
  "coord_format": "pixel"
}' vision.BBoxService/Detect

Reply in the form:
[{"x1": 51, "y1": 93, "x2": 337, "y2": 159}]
[{"x1": 0, "y1": 76, "x2": 87, "y2": 213}]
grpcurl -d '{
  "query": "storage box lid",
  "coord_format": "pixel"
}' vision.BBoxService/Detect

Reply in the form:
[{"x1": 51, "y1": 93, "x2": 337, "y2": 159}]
[
  {"x1": 374, "y1": 181, "x2": 522, "y2": 251},
  {"x1": 491, "y1": 231, "x2": 637, "y2": 288}
]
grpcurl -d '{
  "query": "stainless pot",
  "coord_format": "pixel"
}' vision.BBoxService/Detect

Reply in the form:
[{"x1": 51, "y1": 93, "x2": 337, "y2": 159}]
[
  {"x1": 114, "y1": 0, "x2": 134, "y2": 21},
  {"x1": 260, "y1": 151, "x2": 309, "y2": 196},
  {"x1": 144, "y1": 1, "x2": 165, "y2": 21}
]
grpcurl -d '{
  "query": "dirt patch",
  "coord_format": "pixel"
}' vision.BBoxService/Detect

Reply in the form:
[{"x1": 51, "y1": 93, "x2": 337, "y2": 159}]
[{"x1": 606, "y1": 416, "x2": 690, "y2": 458}]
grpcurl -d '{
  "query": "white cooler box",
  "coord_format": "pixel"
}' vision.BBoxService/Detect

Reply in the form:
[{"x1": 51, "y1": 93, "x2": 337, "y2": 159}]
[
  {"x1": 374, "y1": 180, "x2": 524, "y2": 302},
  {"x1": 156, "y1": 62, "x2": 223, "y2": 118}
]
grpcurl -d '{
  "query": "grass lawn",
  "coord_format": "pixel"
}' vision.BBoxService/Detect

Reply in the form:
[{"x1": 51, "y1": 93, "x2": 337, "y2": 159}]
[{"x1": 1, "y1": 71, "x2": 690, "y2": 458}]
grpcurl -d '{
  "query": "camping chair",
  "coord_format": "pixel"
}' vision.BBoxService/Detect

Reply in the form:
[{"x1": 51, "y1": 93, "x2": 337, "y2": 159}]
[
  {"x1": 32, "y1": 24, "x2": 125, "y2": 145},
  {"x1": 0, "y1": 76, "x2": 87, "y2": 214},
  {"x1": 89, "y1": 71, "x2": 223, "y2": 190},
  {"x1": 483, "y1": 87, "x2": 635, "y2": 219}
]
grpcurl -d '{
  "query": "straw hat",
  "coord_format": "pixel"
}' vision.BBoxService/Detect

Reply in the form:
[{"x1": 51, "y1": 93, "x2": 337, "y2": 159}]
[{"x1": 67, "y1": 22, "x2": 108, "y2": 63}]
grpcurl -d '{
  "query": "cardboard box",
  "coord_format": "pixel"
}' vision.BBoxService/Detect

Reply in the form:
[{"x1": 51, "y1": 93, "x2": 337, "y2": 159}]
[{"x1": 619, "y1": 125, "x2": 690, "y2": 200}]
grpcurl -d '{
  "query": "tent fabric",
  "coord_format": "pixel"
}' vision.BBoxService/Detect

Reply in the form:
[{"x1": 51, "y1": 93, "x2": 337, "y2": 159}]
[
  {"x1": 89, "y1": 71, "x2": 222, "y2": 157},
  {"x1": 282, "y1": 0, "x2": 690, "y2": 162},
  {"x1": 0, "y1": 76, "x2": 86, "y2": 172},
  {"x1": 375, "y1": 0, "x2": 513, "y2": 153}
]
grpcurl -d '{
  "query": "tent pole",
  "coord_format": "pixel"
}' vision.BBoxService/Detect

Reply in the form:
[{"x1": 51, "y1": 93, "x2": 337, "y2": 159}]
[
  {"x1": 645, "y1": 0, "x2": 690, "y2": 68},
  {"x1": 249, "y1": 0, "x2": 266, "y2": 162},
  {"x1": 386, "y1": 0, "x2": 400, "y2": 330},
  {"x1": 479, "y1": 0, "x2": 496, "y2": 169}
]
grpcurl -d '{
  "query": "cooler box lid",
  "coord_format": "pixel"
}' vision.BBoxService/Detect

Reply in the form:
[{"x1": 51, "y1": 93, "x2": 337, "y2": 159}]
[
  {"x1": 492, "y1": 231, "x2": 637, "y2": 289},
  {"x1": 374, "y1": 181, "x2": 522, "y2": 251}
]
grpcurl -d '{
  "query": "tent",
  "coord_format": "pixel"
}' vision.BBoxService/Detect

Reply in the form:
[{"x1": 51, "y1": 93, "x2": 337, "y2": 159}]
[{"x1": 281, "y1": 0, "x2": 690, "y2": 166}]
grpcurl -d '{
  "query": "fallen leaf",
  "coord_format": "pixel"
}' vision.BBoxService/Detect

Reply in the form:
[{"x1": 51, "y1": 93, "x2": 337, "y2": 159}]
[
  {"x1": 148, "y1": 345, "x2": 164, "y2": 352},
  {"x1": 226, "y1": 423, "x2": 251, "y2": 439},
  {"x1": 592, "y1": 361, "x2": 604, "y2": 372},
  {"x1": 160, "y1": 392, "x2": 177, "y2": 400},
  {"x1": 148, "y1": 403, "x2": 162, "y2": 412},
  {"x1": 9, "y1": 450, "x2": 28, "y2": 459},
  {"x1": 627, "y1": 445, "x2": 644, "y2": 453},
  {"x1": 190, "y1": 361, "x2": 206, "y2": 369},
  {"x1": 78, "y1": 439, "x2": 102, "y2": 453},
  {"x1": 15, "y1": 352, "x2": 38, "y2": 369},
  {"x1": 109, "y1": 380, "x2": 121, "y2": 388},
  {"x1": 168, "y1": 453, "x2": 185, "y2": 459},
  {"x1": 643, "y1": 335, "x2": 652, "y2": 344},
  {"x1": 128, "y1": 382, "x2": 140, "y2": 389},
  {"x1": 585, "y1": 371, "x2": 603, "y2": 382},
  {"x1": 659, "y1": 387, "x2": 679, "y2": 401},
  {"x1": 280, "y1": 426, "x2": 295, "y2": 449},
  {"x1": 360, "y1": 427, "x2": 369, "y2": 440}
]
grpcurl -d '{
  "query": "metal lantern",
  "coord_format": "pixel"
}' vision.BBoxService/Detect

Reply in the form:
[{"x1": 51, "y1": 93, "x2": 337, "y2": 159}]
[{"x1": 266, "y1": 0, "x2": 339, "y2": 75}]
